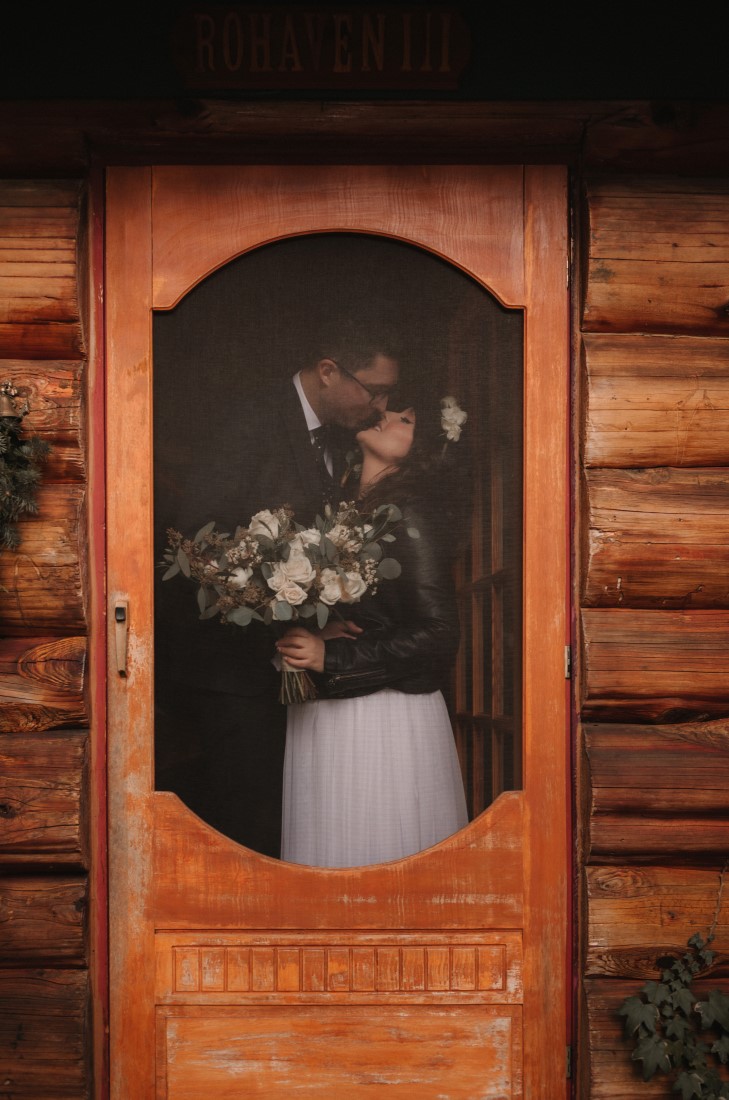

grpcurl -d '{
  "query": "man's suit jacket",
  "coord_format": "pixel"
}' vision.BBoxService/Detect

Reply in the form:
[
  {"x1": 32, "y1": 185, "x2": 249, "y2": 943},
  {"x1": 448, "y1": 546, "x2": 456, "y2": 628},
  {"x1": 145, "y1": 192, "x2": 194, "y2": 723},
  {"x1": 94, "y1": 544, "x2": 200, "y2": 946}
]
[{"x1": 155, "y1": 378, "x2": 350, "y2": 697}]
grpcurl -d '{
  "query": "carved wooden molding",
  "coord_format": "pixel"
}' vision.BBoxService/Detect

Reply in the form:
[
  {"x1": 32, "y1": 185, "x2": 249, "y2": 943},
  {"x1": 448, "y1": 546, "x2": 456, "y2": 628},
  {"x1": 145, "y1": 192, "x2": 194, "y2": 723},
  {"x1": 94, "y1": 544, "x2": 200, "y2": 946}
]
[{"x1": 156, "y1": 932, "x2": 522, "y2": 1004}]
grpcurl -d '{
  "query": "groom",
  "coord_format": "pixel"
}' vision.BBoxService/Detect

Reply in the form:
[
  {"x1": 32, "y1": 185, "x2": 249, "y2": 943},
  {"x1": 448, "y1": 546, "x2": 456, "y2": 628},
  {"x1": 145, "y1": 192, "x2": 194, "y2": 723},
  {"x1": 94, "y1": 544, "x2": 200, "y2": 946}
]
[{"x1": 155, "y1": 315, "x2": 401, "y2": 857}]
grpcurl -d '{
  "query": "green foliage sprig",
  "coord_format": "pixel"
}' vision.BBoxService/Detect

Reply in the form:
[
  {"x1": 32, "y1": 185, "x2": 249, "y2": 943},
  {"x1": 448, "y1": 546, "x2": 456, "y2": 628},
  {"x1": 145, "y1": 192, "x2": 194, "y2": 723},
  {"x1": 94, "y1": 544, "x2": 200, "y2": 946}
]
[
  {"x1": 619, "y1": 863, "x2": 729, "y2": 1100},
  {"x1": 0, "y1": 381, "x2": 50, "y2": 550}
]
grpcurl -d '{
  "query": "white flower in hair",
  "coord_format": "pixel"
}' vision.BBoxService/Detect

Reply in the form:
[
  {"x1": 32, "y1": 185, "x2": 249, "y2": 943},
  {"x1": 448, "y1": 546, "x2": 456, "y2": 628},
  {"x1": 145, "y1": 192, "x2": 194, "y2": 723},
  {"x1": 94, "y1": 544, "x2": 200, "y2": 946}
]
[{"x1": 440, "y1": 396, "x2": 467, "y2": 442}]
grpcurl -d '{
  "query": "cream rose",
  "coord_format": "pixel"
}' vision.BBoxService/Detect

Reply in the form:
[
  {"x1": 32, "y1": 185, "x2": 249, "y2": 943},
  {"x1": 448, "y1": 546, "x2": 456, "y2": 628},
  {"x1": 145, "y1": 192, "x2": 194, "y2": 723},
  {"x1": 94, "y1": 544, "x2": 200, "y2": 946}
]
[
  {"x1": 318, "y1": 568, "x2": 344, "y2": 606},
  {"x1": 249, "y1": 509, "x2": 280, "y2": 539},
  {"x1": 339, "y1": 570, "x2": 367, "y2": 603},
  {"x1": 273, "y1": 580, "x2": 309, "y2": 607}
]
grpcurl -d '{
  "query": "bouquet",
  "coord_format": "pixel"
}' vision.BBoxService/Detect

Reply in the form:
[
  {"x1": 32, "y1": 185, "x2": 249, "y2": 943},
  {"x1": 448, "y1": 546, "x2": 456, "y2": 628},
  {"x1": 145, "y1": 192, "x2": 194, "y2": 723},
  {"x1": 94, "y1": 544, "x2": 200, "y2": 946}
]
[{"x1": 161, "y1": 500, "x2": 410, "y2": 703}]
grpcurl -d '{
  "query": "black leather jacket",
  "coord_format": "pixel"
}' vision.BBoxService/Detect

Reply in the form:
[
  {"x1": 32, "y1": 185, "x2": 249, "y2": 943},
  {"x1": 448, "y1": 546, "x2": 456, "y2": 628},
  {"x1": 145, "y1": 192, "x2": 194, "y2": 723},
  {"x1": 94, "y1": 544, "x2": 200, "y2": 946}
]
[{"x1": 321, "y1": 501, "x2": 460, "y2": 698}]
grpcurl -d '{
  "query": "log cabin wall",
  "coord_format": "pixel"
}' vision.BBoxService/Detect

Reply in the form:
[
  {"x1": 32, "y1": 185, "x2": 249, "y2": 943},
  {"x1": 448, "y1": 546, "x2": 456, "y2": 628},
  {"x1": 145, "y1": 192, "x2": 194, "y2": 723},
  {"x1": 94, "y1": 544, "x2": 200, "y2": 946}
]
[
  {"x1": 578, "y1": 177, "x2": 729, "y2": 1097},
  {"x1": 0, "y1": 181, "x2": 91, "y2": 1098}
]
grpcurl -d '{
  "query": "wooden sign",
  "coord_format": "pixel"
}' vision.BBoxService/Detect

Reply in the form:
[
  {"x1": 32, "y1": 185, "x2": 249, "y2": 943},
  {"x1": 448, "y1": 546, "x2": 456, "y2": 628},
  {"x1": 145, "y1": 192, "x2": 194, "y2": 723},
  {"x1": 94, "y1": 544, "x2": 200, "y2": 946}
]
[{"x1": 172, "y1": 6, "x2": 471, "y2": 91}]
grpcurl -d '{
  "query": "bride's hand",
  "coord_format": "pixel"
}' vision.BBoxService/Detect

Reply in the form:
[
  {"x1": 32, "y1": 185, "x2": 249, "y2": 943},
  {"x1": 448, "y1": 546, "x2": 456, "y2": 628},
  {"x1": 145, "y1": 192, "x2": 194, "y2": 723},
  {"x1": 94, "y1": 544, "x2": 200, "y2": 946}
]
[
  {"x1": 276, "y1": 628, "x2": 326, "y2": 673},
  {"x1": 319, "y1": 618, "x2": 363, "y2": 641}
]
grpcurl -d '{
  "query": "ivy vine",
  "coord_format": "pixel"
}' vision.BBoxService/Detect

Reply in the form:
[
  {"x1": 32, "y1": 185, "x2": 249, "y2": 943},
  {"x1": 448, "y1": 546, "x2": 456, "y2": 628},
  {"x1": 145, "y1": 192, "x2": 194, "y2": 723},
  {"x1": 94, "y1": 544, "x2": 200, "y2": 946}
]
[
  {"x1": 619, "y1": 863, "x2": 729, "y2": 1099},
  {"x1": 0, "y1": 380, "x2": 50, "y2": 550}
]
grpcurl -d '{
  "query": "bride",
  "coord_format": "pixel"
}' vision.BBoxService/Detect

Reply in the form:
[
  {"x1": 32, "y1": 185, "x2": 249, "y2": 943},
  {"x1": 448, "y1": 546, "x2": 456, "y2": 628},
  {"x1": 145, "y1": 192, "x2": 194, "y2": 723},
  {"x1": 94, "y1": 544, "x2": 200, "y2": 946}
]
[{"x1": 275, "y1": 396, "x2": 469, "y2": 868}]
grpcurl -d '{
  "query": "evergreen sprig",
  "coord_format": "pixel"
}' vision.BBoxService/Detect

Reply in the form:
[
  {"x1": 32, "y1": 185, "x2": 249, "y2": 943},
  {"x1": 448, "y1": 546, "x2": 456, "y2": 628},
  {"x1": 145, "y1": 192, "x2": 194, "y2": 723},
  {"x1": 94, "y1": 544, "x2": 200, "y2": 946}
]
[
  {"x1": 0, "y1": 381, "x2": 50, "y2": 551},
  {"x1": 619, "y1": 864, "x2": 729, "y2": 1099}
]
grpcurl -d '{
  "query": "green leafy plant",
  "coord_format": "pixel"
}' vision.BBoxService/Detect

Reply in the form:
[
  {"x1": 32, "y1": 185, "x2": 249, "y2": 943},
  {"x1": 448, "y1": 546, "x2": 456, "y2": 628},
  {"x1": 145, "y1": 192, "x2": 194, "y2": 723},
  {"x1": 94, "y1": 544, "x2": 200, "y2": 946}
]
[
  {"x1": 0, "y1": 381, "x2": 50, "y2": 550},
  {"x1": 619, "y1": 865, "x2": 729, "y2": 1099}
]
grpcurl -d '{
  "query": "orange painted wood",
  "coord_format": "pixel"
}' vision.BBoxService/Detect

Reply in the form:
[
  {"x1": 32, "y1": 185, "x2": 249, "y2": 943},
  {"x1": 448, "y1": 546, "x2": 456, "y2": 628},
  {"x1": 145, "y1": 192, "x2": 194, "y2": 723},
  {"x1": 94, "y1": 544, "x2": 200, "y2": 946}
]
[
  {"x1": 0, "y1": 483, "x2": 87, "y2": 633},
  {"x1": 581, "y1": 609, "x2": 729, "y2": 721},
  {"x1": 0, "y1": 876, "x2": 87, "y2": 965},
  {"x1": 583, "y1": 334, "x2": 729, "y2": 468},
  {"x1": 107, "y1": 164, "x2": 569, "y2": 1099},
  {"x1": 583, "y1": 180, "x2": 729, "y2": 336},
  {"x1": 0, "y1": 636, "x2": 87, "y2": 733},
  {"x1": 158, "y1": 1005, "x2": 523, "y2": 1099},
  {"x1": 0, "y1": 968, "x2": 89, "y2": 1098},
  {"x1": 106, "y1": 166, "x2": 157, "y2": 1100},
  {"x1": 151, "y1": 164, "x2": 525, "y2": 310},
  {"x1": 0, "y1": 181, "x2": 85, "y2": 359},
  {"x1": 583, "y1": 468, "x2": 729, "y2": 608},
  {"x1": 153, "y1": 791, "x2": 524, "y2": 930},
  {"x1": 0, "y1": 360, "x2": 85, "y2": 480}
]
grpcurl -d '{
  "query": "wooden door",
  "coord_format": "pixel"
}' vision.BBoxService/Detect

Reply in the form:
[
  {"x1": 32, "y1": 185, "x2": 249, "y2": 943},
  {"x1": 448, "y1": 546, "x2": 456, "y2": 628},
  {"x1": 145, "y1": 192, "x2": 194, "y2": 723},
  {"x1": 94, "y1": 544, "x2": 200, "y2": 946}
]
[{"x1": 106, "y1": 165, "x2": 569, "y2": 1099}]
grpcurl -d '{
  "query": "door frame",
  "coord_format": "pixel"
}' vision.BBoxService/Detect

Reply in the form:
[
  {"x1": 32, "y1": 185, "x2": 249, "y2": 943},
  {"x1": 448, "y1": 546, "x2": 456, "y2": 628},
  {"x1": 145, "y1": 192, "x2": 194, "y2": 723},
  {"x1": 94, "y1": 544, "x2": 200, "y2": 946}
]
[{"x1": 104, "y1": 163, "x2": 571, "y2": 1098}]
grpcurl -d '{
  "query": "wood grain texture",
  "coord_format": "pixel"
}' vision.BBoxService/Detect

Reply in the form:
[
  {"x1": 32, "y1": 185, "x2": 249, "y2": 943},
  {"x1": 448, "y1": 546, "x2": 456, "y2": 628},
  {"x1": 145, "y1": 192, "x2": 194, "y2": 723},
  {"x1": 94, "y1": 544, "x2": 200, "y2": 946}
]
[
  {"x1": 0, "y1": 875, "x2": 86, "y2": 965},
  {"x1": 586, "y1": 866, "x2": 729, "y2": 978},
  {"x1": 581, "y1": 609, "x2": 729, "y2": 721},
  {"x1": 151, "y1": 164, "x2": 525, "y2": 309},
  {"x1": 583, "y1": 180, "x2": 729, "y2": 336},
  {"x1": 0, "y1": 636, "x2": 87, "y2": 733},
  {"x1": 583, "y1": 468, "x2": 729, "y2": 608},
  {"x1": 0, "y1": 731, "x2": 86, "y2": 867},
  {"x1": 0, "y1": 181, "x2": 85, "y2": 359},
  {"x1": 0, "y1": 968, "x2": 89, "y2": 1098},
  {"x1": 583, "y1": 334, "x2": 729, "y2": 468},
  {"x1": 158, "y1": 1004, "x2": 522, "y2": 1100},
  {"x1": 0, "y1": 360, "x2": 85, "y2": 480},
  {"x1": 586, "y1": 719, "x2": 729, "y2": 814},
  {"x1": 0, "y1": 483, "x2": 86, "y2": 633}
]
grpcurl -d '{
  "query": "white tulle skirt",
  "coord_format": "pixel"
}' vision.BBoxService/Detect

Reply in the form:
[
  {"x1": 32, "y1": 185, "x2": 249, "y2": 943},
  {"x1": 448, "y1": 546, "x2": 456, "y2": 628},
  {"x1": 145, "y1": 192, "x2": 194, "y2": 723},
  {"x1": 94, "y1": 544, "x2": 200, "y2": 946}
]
[{"x1": 281, "y1": 688, "x2": 469, "y2": 868}]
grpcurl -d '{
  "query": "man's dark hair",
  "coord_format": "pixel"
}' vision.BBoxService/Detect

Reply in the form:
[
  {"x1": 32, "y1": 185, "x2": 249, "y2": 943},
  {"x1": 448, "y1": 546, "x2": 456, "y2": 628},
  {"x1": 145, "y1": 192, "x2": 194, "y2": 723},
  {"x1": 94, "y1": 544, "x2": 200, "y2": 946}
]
[{"x1": 309, "y1": 314, "x2": 403, "y2": 375}]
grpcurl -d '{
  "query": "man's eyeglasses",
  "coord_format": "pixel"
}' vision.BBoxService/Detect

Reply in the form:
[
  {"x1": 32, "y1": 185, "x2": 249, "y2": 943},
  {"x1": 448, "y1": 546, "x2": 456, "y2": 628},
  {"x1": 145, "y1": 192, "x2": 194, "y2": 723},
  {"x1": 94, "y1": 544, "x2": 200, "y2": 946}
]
[{"x1": 333, "y1": 361, "x2": 398, "y2": 405}]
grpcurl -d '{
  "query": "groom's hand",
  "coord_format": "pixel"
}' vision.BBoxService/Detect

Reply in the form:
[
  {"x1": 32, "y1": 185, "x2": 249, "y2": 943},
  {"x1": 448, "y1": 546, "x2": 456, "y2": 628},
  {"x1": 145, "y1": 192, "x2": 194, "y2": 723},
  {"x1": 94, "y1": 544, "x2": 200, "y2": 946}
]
[{"x1": 276, "y1": 628, "x2": 326, "y2": 673}]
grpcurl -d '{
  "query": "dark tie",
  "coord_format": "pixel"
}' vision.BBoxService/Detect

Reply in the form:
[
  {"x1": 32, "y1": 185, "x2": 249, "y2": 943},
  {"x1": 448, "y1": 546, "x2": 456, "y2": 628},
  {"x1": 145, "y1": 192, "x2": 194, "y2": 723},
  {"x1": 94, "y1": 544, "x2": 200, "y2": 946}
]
[{"x1": 311, "y1": 425, "x2": 331, "y2": 478}]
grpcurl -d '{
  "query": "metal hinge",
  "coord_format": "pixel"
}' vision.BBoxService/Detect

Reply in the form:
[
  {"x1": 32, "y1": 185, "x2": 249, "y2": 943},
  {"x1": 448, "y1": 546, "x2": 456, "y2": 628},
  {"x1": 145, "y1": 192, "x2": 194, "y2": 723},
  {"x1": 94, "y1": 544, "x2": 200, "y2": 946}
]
[
  {"x1": 564, "y1": 645, "x2": 572, "y2": 679},
  {"x1": 566, "y1": 1044, "x2": 572, "y2": 1079}
]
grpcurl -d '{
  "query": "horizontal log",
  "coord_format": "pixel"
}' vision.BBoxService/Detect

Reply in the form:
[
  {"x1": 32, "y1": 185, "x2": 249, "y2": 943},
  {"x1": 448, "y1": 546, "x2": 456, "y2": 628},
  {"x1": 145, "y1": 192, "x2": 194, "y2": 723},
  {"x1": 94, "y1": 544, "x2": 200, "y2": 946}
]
[
  {"x1": 0, "y1": 360, "x2": 85, "y2": 480},
  {"x1": 0, "y1": 181, "x2": 84, "y2": 359},
  {"x1": 0, "y1": 637, "x2": 87, "y2": 733},
  {"x1": 581, "y1": 609, "x2": 729, "y2": 722},
  {"x1": 584, "y1": 976, "x2": 729, "y2": 1098},
  {"x1": 0, "y1": 483, "x2": 86, "y2": 634},
  {"x1": 583, "y1": 181, "x2": 729, "y2": 336},
  {"x1": 0, "y1": 968, "x2": 88, "y2": 1098},
  {"x1": 583, "y1": 333, "x2": 729, "y2": 467},
  {"x1": 586, "y1": 865, "x2": 729, "y2": 978},
  {"x1": 586, "y1": 719, "x2": 729, "y2": 814},
  {"x1": 0, "y1": 731, "x2": 86, "y2": 867},
  {"x1": 584, "y1": 468, "x2": 729, "y2": 608},
  {"x1": 0, "y1": 876, "x2": 86, "y2": 965}
]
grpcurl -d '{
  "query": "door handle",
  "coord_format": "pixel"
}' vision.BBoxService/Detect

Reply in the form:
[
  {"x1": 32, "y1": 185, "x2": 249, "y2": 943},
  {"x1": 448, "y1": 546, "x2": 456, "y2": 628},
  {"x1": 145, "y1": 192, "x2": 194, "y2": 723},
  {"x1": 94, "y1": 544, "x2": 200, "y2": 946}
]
[{"x1": 115, "y1": 600, "x2": 129, "y2": 677}]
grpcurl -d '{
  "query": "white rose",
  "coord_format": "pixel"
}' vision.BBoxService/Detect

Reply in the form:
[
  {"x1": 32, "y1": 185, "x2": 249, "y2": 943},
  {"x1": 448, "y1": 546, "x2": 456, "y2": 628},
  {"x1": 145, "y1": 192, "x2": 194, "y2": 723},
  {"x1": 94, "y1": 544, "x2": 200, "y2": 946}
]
[
  {"x1": 281, "y1": 549, "x2": 315, "y2": 587},
  {"x1": 326, "y1": 523, "x2": 349, "y2": 547},
  {"x1": 319, "y1": 567, "x2": 343, "y2": 606},
  {"x1": 440, "y1": 396, "x2": 467, "y2": 442},
  {"x1": 229, "y1": 565, "x2": 253, "y2": 588},
  {"x1": 339, "y1": 570, "x2": 367, "y2": 603},
  {"x1": 275, "y1": 580, "x2": 308, "y2": 607},
  {"x1": 249, "y1": 509, "x2": 280, "y2": 540},
  {"x1": 298, "y1": 528, "x2": 321, "y2": 547}
]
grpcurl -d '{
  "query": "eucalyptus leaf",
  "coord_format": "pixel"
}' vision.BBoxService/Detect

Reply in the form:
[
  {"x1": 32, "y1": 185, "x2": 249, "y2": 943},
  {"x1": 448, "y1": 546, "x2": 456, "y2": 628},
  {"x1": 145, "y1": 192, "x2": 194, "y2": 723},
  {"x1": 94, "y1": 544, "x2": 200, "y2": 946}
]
[
  {"x1": 227, "y1": 606, "x2": 253, "y2": 627},
  {"x1": 200, "y1": 604, "x2": 220, "y2": 620},
  {"x1": 299, "y1": 603, "x2": 316, "y2": 618},
  {"x1": 273, "y1": 600, "x2": 293, "y2": 621},
  {"x1": 194, "y1": 520, "x2": 216, "y2": 543},
  {"x1": 316, "y1": 601, "x2": 329, "y2": 629},
  {"x1": 177, "y1": 547, "x2": 190, "y2": 577},
  {"x1": 161, "y1": 563, "x2": 180, "y2": 581},
  {"x1": 196, "y1": 586, "x2": 207, "y2": 613},
  {"x1": 263, "y1": 605, "x2": 273, "y2": 626},
  {"x1": 362, "y1": 541, "x2": 382, "y2": 561},
  {"x1": 407, "y1": 526, "x2": 421, "y2": 539},
  {"x1": 377, "y1": 557, "x2": 402, "y2": 580}
]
